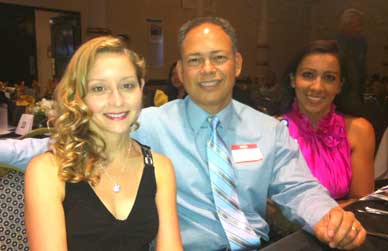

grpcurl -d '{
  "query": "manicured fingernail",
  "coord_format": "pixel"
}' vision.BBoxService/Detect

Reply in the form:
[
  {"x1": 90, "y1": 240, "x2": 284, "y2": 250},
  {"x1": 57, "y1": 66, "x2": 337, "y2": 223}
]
[{"x1": 329, "y1": 242, "x2": 336, "y2": 248}]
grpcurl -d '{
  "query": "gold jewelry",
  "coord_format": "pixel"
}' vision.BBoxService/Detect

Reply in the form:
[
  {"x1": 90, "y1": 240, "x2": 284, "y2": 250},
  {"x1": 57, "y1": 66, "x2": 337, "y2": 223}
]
[
  {"x1": 351, "y1": 225, "x2": 359, "y2": 233},
  {"x1": 130, "y1": 121, "x2": 140, "y2": 132},
  {"x1": 98, "y1": 141, "x2": 132, "y2": 193},
  {"x1": 289, "y1": 73, "x2": 296, "y2": 88}
]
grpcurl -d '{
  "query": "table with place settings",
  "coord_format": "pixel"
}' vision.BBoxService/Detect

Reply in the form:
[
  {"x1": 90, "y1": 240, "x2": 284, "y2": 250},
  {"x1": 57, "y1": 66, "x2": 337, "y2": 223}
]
[{"x1": 262, "y1": 181, "x2": 388, "y2": 251}]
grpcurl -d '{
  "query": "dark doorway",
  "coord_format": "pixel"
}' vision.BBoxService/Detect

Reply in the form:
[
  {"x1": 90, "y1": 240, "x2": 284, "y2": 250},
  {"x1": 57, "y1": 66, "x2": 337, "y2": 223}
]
[
  {"x1": 51, "y1": 14, "x2": 81, "y2": 79},
  {"x1": 0, "y1": 3, "x2": 81, "y2": 87},
  {"x1": 0, "y1": 3, "x2": 36, "y2": 86}
]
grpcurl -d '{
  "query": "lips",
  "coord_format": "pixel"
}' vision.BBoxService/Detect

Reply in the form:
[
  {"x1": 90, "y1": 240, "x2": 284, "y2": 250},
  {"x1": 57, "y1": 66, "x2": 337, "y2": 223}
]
[
  {"x1": 104, "y1": 112, "x2": 128, "y2": 120},
  {"x1": 199, "y1": 80, "x2": 221, "y2": 88},
  {"x1": 306, "y1": 95, "x2": 325, "y2": 103}
]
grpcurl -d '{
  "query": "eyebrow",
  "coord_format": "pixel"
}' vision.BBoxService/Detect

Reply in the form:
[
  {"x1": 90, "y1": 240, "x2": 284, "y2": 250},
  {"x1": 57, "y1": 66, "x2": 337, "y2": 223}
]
[
  {"x1": 87, "y1": 76, "x2": 137, "y2": 82},
  {"x1": 185, "y1": 50, "x2": 227, "y2": 57},
  {"x1": 120, "y1": 76, "x2": 138, "y2": 81},
  {"x1": 298, "y1": 68, "x2": 339, "y2": 74}
]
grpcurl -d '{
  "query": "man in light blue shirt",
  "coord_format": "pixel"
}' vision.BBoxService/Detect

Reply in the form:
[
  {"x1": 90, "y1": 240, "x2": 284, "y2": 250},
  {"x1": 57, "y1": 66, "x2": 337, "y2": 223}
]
[{"x1": 1, "y1": 17, "x2": 365, "y2": 250}]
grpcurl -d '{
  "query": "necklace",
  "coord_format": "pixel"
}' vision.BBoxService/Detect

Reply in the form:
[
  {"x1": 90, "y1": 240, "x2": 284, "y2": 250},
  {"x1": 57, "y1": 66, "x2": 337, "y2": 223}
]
[{"x1": 98, "y1": 141, "x2": 132, "y2": 193}]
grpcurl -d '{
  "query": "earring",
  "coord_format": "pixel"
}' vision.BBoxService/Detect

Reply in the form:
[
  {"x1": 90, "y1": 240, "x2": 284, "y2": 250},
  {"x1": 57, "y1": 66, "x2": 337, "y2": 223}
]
[
  {"x1": 130, "y1": 121, "x2": 140, "y2": 132},
  {"x1": 289, "y1": 74, "x2": 295, "y2": 88}
]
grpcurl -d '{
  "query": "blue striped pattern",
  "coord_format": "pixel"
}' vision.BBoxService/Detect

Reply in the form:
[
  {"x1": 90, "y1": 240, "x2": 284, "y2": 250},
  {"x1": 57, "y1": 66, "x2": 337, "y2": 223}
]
[{"x1": 207, "y1": 117, "x2": 260, "y2": 251}]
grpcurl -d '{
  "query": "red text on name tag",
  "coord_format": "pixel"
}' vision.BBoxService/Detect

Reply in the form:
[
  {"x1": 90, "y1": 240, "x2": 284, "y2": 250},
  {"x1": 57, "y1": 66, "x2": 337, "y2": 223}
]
[{"x1": 231, "y1": 144, "x2": 263, "y2": 164}]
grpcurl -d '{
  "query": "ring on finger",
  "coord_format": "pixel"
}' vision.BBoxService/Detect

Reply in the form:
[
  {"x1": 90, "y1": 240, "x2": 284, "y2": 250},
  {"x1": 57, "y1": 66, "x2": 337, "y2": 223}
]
[{"x1": 351, "y1": 225, "x2": 359, "y2": 233}]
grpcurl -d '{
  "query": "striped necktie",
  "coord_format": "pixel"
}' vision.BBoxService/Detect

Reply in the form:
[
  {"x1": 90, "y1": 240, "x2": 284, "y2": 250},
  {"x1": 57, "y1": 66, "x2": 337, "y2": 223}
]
[{"x1": 207, "y1": 116, "x2": 261, "y2": 251}]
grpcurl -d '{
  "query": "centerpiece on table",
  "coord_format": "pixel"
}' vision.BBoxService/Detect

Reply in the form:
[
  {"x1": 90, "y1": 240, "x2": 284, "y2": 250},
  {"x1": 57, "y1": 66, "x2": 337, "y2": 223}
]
[{"x1": 29, "y1": 98, "x2": 55, "y2": 128}]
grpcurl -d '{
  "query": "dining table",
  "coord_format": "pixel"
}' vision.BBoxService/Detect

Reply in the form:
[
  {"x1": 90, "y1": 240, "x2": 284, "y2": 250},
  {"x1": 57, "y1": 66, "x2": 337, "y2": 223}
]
[{"x1": 262, "y1": 180, "x2": 388, "y2": 251}]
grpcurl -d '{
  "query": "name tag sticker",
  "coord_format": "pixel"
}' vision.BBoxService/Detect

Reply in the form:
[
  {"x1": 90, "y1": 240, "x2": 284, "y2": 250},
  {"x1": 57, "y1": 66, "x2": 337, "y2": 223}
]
[{"x1": 231, "y1": 144, "x2": 263, "y2": 164}]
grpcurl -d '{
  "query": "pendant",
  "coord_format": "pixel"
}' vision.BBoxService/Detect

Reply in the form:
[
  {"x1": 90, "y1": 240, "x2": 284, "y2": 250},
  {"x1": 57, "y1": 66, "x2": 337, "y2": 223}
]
[{"x1": 113, "y1": 183, "x2": 120, "y2": 193}]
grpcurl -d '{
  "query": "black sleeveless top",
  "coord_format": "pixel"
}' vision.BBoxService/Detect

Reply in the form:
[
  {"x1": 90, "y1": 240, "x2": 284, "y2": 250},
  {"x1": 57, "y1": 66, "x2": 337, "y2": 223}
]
[{"x1": 63, "y1": 144, "x2": 158, "y2": 251}]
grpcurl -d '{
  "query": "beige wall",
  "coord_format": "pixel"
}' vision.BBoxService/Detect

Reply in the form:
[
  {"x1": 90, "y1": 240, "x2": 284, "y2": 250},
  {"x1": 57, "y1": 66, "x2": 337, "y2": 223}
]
[
  {"x1": 212, "y1": 0, "x2": 259, "y2": 79},
  {"x1": 34, "y1": 10, "x2": 57, "y2": 96},
  {"x1": 102, "y1": 0, "x2": 314, "y2": 81},
  {"x1": 266, "y1": 0, "x2": 311, "y2": 80},
  {"x1": 104, "y1": 0, "x2": 263, "y2": 80},
  {"x1": 3, "y1": 0, "x2": 388, "y2": 85},
  {"x1": 105, "y1": 0, "x2": 195, "y2": 79},
  {"x1": 309, "y1": 0, "x2": 388, "y2": 77}
]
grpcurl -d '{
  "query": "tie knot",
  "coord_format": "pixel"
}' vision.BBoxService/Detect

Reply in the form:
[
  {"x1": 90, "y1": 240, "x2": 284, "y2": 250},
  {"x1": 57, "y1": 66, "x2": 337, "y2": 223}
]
[{"x1": 208, "y1": 116, "x2": 220, "y2": 131}]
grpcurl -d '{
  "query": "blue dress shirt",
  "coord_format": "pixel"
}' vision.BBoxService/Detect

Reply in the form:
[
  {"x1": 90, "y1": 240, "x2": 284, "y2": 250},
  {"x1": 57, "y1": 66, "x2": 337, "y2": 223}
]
[
  {"x1": 0, "y1": 96, "x2": 338, "y2": 251},
  {"x1": 133, "y1": 97, "x2": 337, "y2": 250}
]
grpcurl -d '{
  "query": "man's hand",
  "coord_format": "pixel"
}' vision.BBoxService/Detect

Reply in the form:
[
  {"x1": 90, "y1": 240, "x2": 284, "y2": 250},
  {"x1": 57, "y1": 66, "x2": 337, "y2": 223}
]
[{"x1": 314, "y1": 206, "x2": 366, "y2": 250}]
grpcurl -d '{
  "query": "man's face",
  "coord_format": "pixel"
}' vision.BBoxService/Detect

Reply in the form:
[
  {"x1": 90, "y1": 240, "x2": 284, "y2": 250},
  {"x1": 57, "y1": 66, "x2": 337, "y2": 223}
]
[{"x1": 177, "y1": 23, "x2": 242, "y2": 114}]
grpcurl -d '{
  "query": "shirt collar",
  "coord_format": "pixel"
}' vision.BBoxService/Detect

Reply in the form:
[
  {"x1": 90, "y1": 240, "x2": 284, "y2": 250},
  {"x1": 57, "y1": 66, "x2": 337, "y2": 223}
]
[{"x1": 185, "y1": 96, "x2": 238, "y2": 134}]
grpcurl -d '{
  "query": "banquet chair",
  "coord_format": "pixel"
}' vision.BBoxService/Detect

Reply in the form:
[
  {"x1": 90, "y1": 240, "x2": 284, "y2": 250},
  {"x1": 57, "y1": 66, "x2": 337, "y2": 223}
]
[
  {"x1": 0, "y1": 163, "x2": 24, "y2": 176},
  {"x1": 18, "y1": 127, "x2": 51, "y2": 139},
  {"x1": 0, "y1": 163, "x2": 29, "y2": 250}
]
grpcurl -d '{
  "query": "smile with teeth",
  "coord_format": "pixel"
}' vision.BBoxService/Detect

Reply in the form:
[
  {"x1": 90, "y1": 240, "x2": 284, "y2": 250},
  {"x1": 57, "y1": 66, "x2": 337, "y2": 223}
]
[
  {"x1": 306, "y1": 95, "x2": 324, "y2": 102},
  {"x1": 104, "y1": 112, "x2": 128, "y2": 120},
  {"x1": 199, "y1": 80, "x2": 220, "y2": 87}
]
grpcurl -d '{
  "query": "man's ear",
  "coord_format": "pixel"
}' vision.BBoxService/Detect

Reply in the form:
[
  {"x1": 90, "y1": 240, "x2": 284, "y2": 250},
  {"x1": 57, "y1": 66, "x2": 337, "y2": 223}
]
[
  {"x1": 140, "y1": 78, "x2": 145, "y2": 90},
  {"x1": 176, "y1": 60, "x2": 184, "y2": 83},
  {"x1": 234, "y1": 52, "x2": 243, "y2": 77}
]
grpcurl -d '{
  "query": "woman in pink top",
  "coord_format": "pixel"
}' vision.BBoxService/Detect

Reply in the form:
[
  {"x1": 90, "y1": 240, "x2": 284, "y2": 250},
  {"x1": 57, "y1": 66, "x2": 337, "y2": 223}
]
[{"x1": 278, "y1": 40, "x2": 375, "y2": 207}]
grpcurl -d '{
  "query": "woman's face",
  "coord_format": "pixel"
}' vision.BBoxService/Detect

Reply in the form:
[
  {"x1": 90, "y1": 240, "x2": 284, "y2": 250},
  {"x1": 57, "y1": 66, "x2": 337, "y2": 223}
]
[
  {"x1": 293, "y1": 53, "x2": 342, "y2": 121},
  {"x1": 84, "y1": 52, "x2": 143, "y2": 138}
]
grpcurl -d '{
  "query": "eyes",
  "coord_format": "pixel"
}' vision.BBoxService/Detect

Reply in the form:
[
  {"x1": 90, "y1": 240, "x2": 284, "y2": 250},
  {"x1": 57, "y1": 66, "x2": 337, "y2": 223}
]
[
  {"x1": 88, "y1": 81, "x2": 139, "y2": 95},
  {"x1": 186, "y1": 57, "x2": 201, "y2": 66},
  {"x1": 186, "y1": 54, "x2": 229, "y2": 67},
  {"x1": 90, "y1": 85, "x2": 105, "y2": 93},
  {"x1": 299, "y1": 70, "x2": 338, "y2": 83}
]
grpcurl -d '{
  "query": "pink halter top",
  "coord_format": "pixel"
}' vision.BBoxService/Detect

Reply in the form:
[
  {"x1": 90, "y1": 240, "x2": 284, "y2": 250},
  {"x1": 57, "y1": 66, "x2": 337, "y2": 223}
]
[{"x1": 284, "y1": 101, "x2": 352, "y2": 199}]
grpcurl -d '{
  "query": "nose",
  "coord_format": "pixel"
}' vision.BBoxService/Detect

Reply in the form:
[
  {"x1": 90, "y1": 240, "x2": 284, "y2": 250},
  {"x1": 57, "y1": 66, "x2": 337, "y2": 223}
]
[
  {"x1": 200, "y1": 58, "x2": 216, "y2": 75},
  {"x1": 310, "y1": 76, "x2": 324, "y2": 91},
  {"x1": 109, "y1": 88, "x2": 125, "y2": 107}
]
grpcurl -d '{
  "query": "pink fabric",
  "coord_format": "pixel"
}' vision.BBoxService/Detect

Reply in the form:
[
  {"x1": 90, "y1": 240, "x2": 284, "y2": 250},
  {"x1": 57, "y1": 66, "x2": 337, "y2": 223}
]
[{"x1": 284, "y1": 102, "x2": 352, "y2": 199}]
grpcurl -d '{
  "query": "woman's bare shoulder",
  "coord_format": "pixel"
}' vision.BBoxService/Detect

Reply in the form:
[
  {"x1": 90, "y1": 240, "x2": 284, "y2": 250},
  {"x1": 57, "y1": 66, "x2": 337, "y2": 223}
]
[
  {"x1": 345, "y1": 116, "x2": 375, "y2": 136},
  {"x1": 345, "y1": 116, "x2": 375, "y2": 151},
  {"x1": 26, "y1": 152, "x2": 63, "y2": 191},
  {"x1": 150, "y1": 151, "x2": 175, "y2": 182},
  {"x1": 28, "y1": 152, "x2": 57, "y2": 174},
  {"x1": 151, "y1": 152, "x2": 173, "y2": 170}
]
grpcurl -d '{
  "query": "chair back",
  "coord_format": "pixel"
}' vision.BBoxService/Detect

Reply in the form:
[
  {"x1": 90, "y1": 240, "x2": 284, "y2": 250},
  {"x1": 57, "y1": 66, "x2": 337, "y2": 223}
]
[
  {"x1": 0, "y1": 167, "x2": 29, "y2": 250},
  {"x1": 18, "y1": 127, "x2": 51, "y2": 139}
]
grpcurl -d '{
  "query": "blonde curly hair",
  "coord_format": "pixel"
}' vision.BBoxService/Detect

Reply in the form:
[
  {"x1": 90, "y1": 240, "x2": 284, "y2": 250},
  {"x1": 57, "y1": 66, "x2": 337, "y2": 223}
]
[{"x1": 50, "y1": 36, "x2": 145, "y2": 185}]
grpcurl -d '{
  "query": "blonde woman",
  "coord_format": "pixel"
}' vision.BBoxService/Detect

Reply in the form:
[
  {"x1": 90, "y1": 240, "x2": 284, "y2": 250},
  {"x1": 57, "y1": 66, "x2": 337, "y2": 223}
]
[{"x1": 24, "y1": 36, "x2": 183, "y2": 251}]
